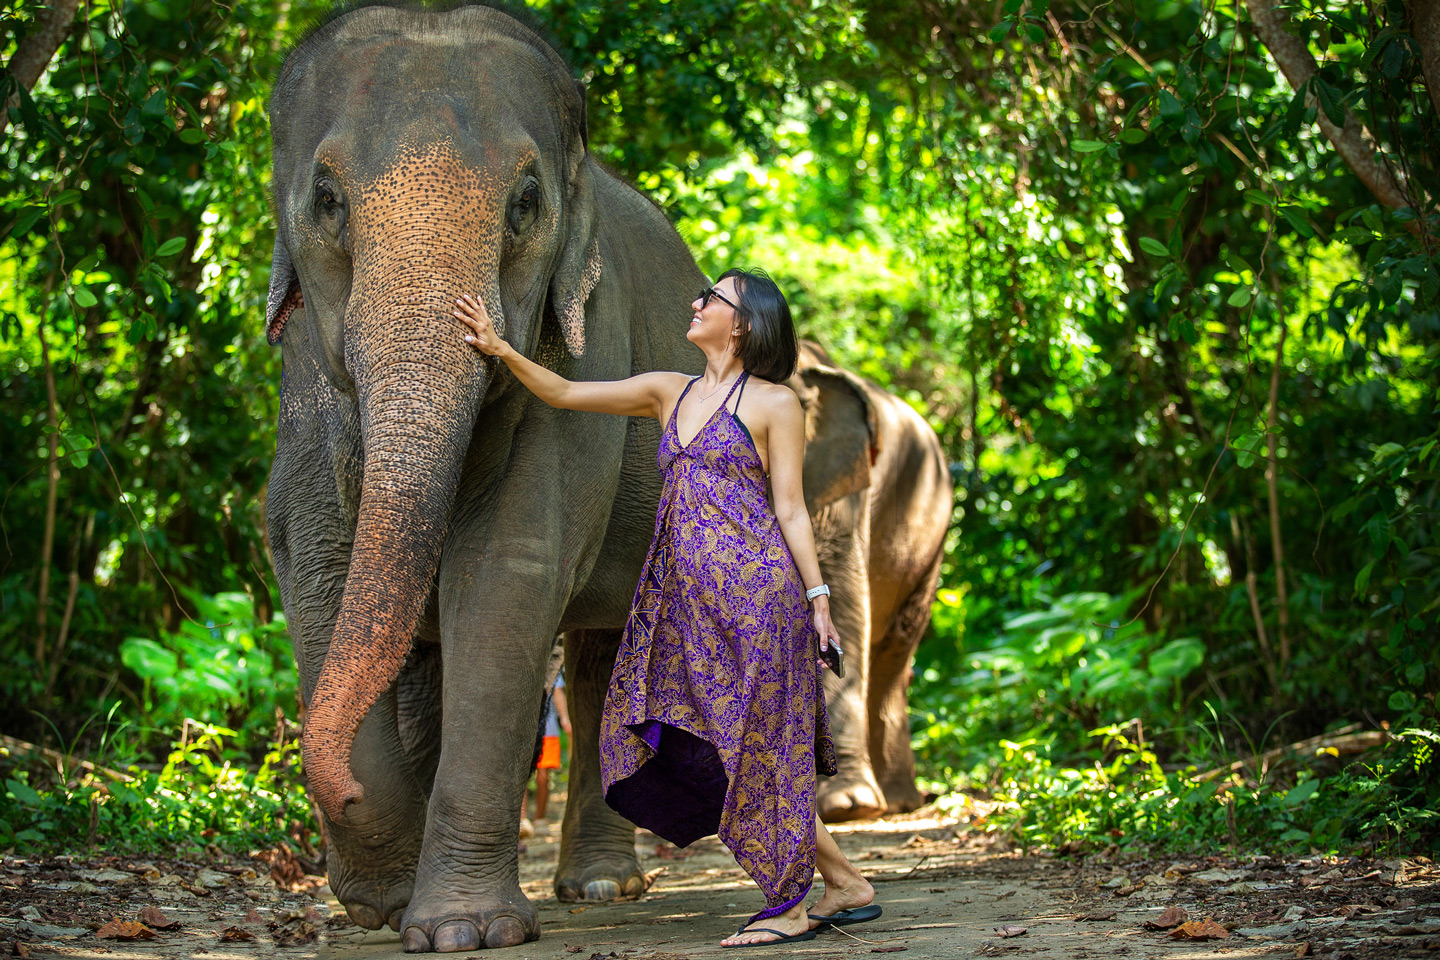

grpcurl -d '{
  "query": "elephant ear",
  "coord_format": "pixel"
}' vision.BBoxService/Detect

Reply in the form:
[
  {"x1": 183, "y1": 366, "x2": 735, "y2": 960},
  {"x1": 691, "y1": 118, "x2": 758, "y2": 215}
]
[
  {"x1": 547, "y1": 96, "x2": 602, "y2": 359},
  {"x1": 266, "y1": 233, "x2": 304, "y2": 346},
  {"x1": 789, "y1": 340, "x2": 880, "y2": 513}
]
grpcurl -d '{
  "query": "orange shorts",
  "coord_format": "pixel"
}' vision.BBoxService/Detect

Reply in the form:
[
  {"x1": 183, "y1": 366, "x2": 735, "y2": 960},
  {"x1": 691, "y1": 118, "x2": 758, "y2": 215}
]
[{"x1": 538, "y1": 735, "x2": 561, "y2": 770}]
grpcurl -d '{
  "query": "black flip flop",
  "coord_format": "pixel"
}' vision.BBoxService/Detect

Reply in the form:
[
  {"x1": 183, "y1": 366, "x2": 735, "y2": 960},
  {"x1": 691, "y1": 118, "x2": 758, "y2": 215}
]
[
  {"x1": 722, "y1": 926, "x2": 819, "y2": 948},
  {"x1": 808, "y1": 904, "x2": 883, "y2": 928}
]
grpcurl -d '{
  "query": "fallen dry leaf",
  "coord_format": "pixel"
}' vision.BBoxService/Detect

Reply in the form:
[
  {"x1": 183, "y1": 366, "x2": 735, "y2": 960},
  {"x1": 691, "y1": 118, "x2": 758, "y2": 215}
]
[
  {"x1": 569, "y1": 906, "x2": 589, "y2": 914},
  {"x1": 1076, "y1": 910, "x2": 1116, "y2": 922},
  {"x1": 565, "y1": 945, "x2": 583, "y2": 953},
  {"x1": 15, "y1": 944, "x2": 31, "y2": 958},
  {"x1": 994, "y1": 925, "x2": 1028, "y2": 938},
  {"x1": 96, "y1": 919, "x2": 157, "y2": 941},
  {"x1": 270, "y1": 917, "x2": 317, "y2": 946},
  {"x1": 1144, "y1": 906, "x2": 1189, "y2": 930},
  {"x1": 1170, "y1": 919, "x2": 1229, "y2": 940},
  {"x1": 137, "y1": 906, "x2": 180, "y2": 930},
  {"x1": 871, "y1": 947, "x2": 907, "y2": 953},
  {"x1": 1295, "y1": 942, "x2": 1313, "y2": 958},
  {"x1": 219, "y1": 926, "x2": 257, "y2": 942}
]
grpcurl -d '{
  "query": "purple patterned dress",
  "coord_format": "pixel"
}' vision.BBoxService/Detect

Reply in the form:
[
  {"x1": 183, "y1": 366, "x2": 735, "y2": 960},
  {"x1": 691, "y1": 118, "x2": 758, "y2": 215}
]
[{"x1": 600, "y1": 372, "x2": 837, "y2": 923}]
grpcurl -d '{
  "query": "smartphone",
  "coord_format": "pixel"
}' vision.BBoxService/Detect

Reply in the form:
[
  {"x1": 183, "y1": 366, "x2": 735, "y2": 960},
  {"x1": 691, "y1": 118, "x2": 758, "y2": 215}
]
[{"x1": 820, "y1": 641, "x2": 845, "y2": 678}]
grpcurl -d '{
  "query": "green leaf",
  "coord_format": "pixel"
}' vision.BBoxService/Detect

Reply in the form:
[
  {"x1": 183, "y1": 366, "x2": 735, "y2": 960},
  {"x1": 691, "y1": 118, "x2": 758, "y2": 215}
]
[
  {"x1": 989, "y1": 20, "x2": 1013, "y2": 42},
  {"x1": 1139, "y1": 236, "x2": 1169, "y2": 257},
  {"x1": 73, "y1": 286, "x2": 98, "y2": 308},
  {"x1": 8, "y1": 206, "x2": 46, "y2": 238},
  {"x1": 1227, "y1": 287, "x2": 1251, "y2": 308},
  {"x1": 155, "y1": 237, "x2": 187, "y2": 257},
  {"x1": 120, "y1": 637, "x2": 178, "y2": 679},
  {"x1": 1315, "y1": 80, "x2": 1345, "y2": 126},
  {"x1": 1119, "y1": 128, "x2": 1147, "y2": 144},
  {"x1": 1279, "y1": 206, "x2": 1313, "y2": 237},
  {"x1": 1244, "y1": 189, "x2": 1274, "y2": 207},
  {"x1": 1283, "y1": 779, "x2": 1320, "y2": 807},
  {"x1": 5, "y1": 778, "x2": 42, "y2": 807},
  {"x1": 1388, "y1": 690, "x2": 1416, "y2": 712},
  {"x1": 1073, "y1": 140, "x2": 1106, "y2": 153},
  {"x1": 1354, "y1": 560, "x2": 1375, "y2": 595},
  {"x1": 142, "y1": 89, "x2": 168, "y2": 118},
  {"x1": 1158, "y1": 90, "x2": 1182, "y2": 120},
  {"x1": 177, "y1": 127, "x2": 206, "y2": 144},
  {"x1": 1147, "y1": 638, "x2": 1204, "y2": 680},
  {"x1": 1405, "y1": 663, "x2": 1426, "y2": 687}
]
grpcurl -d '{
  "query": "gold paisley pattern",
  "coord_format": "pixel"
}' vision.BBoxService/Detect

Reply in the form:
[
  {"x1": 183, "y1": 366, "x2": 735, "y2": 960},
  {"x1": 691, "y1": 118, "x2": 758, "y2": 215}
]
[{"x1": 600, "y1": 373, "x2": 837, "y2": 922}]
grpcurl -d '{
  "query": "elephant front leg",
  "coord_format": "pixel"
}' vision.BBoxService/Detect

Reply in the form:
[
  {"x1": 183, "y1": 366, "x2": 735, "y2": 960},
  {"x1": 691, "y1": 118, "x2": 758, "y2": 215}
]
[
  {"x1": 322, "y1": 688, "x2": 430, "y2": 932},
  {"x1": 554, "y1": 629, "x2": 645, "y2": 902},
  {"x1": 400, "y1": 595, "x2": 552, "y2": 951},
  {"x1": 814, "y1": 500, "x2": 887, "y2": 822}
]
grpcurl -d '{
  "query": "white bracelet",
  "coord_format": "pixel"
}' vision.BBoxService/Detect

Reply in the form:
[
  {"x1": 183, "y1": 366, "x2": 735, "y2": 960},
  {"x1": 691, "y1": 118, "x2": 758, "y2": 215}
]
[{"x1": 805, "y1": 584, "x2": 830, "y2": 601}]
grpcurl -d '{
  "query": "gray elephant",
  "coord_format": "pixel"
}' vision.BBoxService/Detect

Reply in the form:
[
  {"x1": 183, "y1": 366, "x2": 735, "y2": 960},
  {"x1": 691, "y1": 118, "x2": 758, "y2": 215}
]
[
  {"x1": 263, "y1": 5, "x2": 950, "y2": 953},
  {"x1": 785, "y1": 343, "x2": 953, "y2": 821}
]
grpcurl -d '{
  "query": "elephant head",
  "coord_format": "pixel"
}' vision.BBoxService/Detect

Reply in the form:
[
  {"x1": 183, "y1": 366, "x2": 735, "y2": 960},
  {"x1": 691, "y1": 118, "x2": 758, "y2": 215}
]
[{"x1": 265, "y1": 6, "x2": 601, "y2": 823}]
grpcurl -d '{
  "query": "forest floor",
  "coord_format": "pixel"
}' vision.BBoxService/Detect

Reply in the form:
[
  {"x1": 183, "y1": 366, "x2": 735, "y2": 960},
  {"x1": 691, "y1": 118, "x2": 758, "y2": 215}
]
[{"x1": 2, "y1": 798, "x2": 1437, "y2": 960}]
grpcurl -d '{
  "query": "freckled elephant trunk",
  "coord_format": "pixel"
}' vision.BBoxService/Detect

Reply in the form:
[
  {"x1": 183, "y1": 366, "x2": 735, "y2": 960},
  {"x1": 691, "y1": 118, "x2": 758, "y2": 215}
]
[{"x1": 301, "y1": 163, "x2": 499, "y2": 823}]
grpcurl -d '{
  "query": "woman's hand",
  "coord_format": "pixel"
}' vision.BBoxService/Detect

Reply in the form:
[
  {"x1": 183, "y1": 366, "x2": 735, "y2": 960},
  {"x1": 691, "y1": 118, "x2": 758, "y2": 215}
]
[
  {"x1": 812, "y1": 596, "x2": 842, "y2": 667},
  {"x1": 455, "y1": 294, "x2": 510, "y2": 358}
]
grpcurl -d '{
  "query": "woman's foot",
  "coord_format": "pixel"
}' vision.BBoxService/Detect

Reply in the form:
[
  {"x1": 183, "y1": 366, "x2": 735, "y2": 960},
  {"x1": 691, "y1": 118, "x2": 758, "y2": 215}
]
[
  {"x1": 806, "y1": 875, "x2": 875, "y2": 930},
  {"x1": 721, "y1": 902, "x2": 812, "y2": 947}
]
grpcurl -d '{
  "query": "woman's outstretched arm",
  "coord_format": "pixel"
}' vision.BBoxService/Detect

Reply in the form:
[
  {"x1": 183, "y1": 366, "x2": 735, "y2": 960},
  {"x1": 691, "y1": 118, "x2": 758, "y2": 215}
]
[{"x1": 455, "y1": 293, "x2": 677, "y2": 419}]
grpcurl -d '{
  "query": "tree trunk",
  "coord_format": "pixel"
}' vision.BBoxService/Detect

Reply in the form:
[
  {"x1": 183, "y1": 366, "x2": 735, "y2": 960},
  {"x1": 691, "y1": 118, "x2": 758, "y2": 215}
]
[
  {"x1": 1245, "y1": 0, "x2": 1417, "y2": 213},
  {"x1": 1272, "y1": 326, "x2": 1296, "y2": 673},
  {"x1": 1410, "y1": 1, "x2": 1440, "y2": 122},
  {"x1": 1265, "y1": 325, "x2": 1291, "y2": 673},
  {"x1": 1, "y1": 0, "x2": 83, "y2": 138}
]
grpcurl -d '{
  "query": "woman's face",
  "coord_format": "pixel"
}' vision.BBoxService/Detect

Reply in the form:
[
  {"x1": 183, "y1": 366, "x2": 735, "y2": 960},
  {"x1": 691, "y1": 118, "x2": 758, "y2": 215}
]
[{"x1": 687, "y1": 276, "x2": 743, "y2": 349}]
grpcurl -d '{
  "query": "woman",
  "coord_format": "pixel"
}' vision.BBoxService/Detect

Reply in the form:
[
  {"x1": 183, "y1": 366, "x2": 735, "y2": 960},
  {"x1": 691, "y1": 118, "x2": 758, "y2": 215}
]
[{"x1": 455, "y1": 269, "x2": 878, "y2": 947}]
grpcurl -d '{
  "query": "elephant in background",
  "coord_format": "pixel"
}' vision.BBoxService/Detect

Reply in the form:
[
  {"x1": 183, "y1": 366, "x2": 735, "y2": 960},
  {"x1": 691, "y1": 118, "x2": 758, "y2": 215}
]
[
  {"x1": 262, "y1": 5, "x2": 949, "y2": 952},
  {"x1": 786, "y1": 342, "x2": 953, "y2": 821}
]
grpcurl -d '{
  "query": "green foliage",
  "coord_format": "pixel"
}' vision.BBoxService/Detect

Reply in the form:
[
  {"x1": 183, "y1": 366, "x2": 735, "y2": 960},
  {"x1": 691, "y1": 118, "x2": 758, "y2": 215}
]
[
  {"x1": 2, "y1": 0, "x2": 1438, "y2": 856},
  {"x1": 0, "y1": 721, "x2": 312, "y2": 854},
  {"x1": 120, "y1": 591, "x2": 296, "y2": 740}
]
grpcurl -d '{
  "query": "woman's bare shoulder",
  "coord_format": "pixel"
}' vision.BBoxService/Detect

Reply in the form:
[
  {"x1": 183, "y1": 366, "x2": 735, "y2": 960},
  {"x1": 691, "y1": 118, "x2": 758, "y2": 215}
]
[{"x1": 740, "y1": 377, "x2": 802, "y2": 422}]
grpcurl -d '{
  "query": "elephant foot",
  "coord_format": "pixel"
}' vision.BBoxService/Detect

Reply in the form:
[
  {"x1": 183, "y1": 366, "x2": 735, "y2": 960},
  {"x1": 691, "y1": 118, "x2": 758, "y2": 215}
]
[
  {"x1": 401, "y1": 891, "x2": 538, "y2": 952},
  {"x1": 879, "y1": 775, "x2": 926, "y2": 815},
  {"x1": 554, "y1": 855, "x2": 646, "y2": 903},
  {"x1": 818, "y1": 769, "x2": 888, "y2": 823},
  {"x1": 328, "y1": 858, "x2": 414, "y2": 933}
]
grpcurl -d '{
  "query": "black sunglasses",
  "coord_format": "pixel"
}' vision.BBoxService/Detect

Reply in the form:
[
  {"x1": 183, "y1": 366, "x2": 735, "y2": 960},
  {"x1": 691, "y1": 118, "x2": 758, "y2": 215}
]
[{"x1": 699, "y1": 286, "x2": 739, "y2": 310}]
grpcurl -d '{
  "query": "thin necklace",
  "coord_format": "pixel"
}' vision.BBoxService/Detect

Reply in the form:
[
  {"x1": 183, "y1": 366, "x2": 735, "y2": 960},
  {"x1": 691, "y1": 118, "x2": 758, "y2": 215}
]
[{"x1": 694, "y1": 373, "x2": 740, "y2": 404}]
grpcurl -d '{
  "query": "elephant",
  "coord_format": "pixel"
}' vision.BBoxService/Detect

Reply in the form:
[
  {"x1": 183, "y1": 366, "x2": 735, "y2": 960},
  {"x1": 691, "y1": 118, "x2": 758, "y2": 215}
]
[
  {"x1": 784, "y1": 342, "x2": 953, "y2": 821},
  {"x1": 262, "y1": 4, "x2": 951, "y2": 952}
]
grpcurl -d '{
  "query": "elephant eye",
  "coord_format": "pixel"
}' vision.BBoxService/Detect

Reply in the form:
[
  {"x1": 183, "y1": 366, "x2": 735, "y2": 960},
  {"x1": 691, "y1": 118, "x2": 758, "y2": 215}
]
[
  {"x1": 507, "y1": 178, "x2": 540, "y2": 237},
  {"x1": 313, "y1": 177, "x2": 347, "y2": 241}
]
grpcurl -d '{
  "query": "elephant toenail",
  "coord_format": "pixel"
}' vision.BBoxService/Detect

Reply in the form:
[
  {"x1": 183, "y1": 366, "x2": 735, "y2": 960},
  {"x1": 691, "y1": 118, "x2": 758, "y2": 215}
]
[
  {"x1": 485, "y1": 917, "x2": 527, "y2": 948},
  {"x1": 387, "y1": 908, "x2": 406, "y2": 932},
  {"x1": 347, "y1": 903, "x2": 384, "y2": 930},
  {"x1": 583, "y1": 879, "x2": 621, "y2": 900},
  {"x1": 433, "y1": 919, "x2": 481, "y2": 953},
  {"x1": 402, "y1": 927, "x2": 432, "y2": 953},
  {"x1": 623, "y1": 876, "x2": 645, "y2": 897}
]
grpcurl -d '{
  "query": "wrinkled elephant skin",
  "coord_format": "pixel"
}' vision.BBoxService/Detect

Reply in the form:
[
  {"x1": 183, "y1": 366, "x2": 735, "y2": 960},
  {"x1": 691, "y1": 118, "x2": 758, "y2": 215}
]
[{"x1": 261, "y1": 5, "x2": 951, "y2": 952}]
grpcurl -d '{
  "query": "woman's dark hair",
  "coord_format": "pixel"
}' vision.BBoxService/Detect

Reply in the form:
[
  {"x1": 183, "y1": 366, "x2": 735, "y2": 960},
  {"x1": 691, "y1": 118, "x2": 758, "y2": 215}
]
[{"x1": 718, "y1": 267, "x2": 798, "y2": 382}]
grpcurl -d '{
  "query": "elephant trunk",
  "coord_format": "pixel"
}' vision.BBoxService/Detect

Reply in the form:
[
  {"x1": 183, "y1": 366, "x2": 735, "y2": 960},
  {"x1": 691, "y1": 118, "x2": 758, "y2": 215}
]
[{"x1": 301, "y1": 150, "x2": 498, "y2": 824}]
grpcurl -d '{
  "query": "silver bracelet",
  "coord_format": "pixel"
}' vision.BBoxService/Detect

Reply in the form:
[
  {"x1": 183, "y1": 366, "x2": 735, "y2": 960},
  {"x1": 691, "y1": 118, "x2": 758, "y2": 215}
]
[{"x1": 805, "y1": 584, "x2": 830, "y2": 601}]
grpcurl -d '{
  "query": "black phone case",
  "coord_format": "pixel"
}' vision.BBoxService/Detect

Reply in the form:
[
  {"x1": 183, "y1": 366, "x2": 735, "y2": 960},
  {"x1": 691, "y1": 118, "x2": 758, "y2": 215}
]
[{"x1": 821, "y1": 642, "x2": 845, "y2": 678}]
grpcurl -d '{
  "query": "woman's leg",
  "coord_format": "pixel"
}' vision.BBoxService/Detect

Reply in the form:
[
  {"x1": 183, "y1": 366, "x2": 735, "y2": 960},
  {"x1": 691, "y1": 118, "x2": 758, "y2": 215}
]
[
  {"x1": 808, "y1": 816, "x2": 875, "y2": 926},
  {"x1": 720, "y1": 817, "x2": 875, "y2": 945}
]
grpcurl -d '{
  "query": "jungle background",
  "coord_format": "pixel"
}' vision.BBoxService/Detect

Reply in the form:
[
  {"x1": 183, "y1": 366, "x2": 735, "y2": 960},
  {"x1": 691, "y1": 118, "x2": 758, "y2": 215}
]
[{"x1": 1, "y1": 0, "x2": 1437, "y2": 862}]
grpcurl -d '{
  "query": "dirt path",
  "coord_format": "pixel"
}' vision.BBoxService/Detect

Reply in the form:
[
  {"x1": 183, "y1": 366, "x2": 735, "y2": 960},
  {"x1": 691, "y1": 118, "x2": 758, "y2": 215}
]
[{"x1": 4, "y1": 802, "x2": 1438, "y2": 960}]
